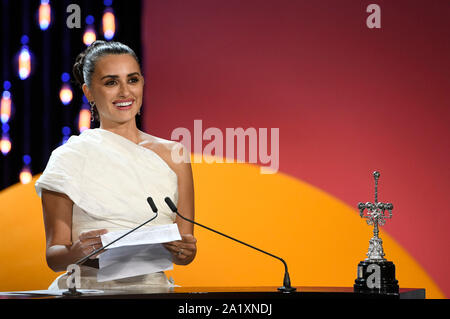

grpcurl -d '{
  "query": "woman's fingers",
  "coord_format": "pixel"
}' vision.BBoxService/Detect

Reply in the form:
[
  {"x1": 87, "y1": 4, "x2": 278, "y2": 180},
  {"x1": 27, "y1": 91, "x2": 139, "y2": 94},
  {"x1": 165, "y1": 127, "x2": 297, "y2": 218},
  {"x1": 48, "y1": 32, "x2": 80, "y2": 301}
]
[
  {"x1": 80, "y1": 237, "x2": 103, "y2": 246},
  {"x1": 164, "y1": 241, "x2": 196, "y2": 253},
  {"x1": 163, "y1": 234, "x2": 197, "y2": 259},
  {"x1": 79, "y1": 229, "x2": 108, "y2": 241},
  {"x1": 162, "y1": 243, "x2": 179, "y2": 256},
  {"x1": 78, "y1": 229, "x2": 108, "y2": 258},
  {"x1": 164, "y1": 242, "x2": 196, "y2": 252}
]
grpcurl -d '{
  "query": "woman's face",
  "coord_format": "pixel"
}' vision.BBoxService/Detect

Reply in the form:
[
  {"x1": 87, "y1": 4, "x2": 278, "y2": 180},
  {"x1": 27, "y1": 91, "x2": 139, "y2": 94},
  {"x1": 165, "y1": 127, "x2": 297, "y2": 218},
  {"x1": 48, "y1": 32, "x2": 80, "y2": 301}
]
[{"x1": 82, "y1": 54, "x2": 144, "y2": 126}]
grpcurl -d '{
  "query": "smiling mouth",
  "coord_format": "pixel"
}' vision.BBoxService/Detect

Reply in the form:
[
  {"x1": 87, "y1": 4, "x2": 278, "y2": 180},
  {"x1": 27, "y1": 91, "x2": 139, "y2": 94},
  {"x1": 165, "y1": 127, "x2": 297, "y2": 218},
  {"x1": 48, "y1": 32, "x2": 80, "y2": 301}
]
[{"x1": 113, "y1": 100, "x2": 134, "y2": 110}]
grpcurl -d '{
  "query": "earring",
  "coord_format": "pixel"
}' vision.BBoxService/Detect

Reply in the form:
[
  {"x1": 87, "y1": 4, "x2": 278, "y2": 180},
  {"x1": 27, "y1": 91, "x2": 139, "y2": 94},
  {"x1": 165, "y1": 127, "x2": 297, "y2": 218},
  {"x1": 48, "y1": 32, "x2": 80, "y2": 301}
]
[
  {"x1": 137, "y1": 108, "x2": 141, "y2": 116},
  {"x1": 89, "y1": 101, "x2": 95, "y2": 122}
]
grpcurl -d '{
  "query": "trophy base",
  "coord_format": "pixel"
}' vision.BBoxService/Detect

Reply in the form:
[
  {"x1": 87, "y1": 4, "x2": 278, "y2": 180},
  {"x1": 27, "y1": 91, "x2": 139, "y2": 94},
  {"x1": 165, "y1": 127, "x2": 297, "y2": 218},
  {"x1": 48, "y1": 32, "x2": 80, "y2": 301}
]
[{"x1": 354, "y1": 260, "x2": 399, "y2": 295}]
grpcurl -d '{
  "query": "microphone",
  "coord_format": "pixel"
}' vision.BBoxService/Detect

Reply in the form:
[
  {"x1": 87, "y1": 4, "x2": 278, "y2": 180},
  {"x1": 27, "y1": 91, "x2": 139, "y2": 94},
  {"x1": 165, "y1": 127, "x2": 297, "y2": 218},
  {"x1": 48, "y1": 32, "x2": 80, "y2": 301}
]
[
  {"x1": 164, "y1": 197, "x2": 296, "y2": 293},
  {"x1": 62, "y1": 197, "x2": 159, "y2": 296}
]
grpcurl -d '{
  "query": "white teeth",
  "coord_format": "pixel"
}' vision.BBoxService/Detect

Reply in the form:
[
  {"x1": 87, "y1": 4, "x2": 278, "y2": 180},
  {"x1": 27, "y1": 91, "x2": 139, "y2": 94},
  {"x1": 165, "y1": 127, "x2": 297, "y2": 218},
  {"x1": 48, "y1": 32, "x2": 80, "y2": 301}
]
[{"x1": 115, "y1": 101, "x2": 132, "y2": 107}]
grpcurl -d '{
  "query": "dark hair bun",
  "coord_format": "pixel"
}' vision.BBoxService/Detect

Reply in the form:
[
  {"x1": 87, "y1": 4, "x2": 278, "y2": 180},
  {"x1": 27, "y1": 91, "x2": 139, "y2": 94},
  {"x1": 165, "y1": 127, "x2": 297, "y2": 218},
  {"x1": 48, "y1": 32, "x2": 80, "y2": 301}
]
[{"x1": 72, "y1": 51, "x2": 86, "y2": 87}]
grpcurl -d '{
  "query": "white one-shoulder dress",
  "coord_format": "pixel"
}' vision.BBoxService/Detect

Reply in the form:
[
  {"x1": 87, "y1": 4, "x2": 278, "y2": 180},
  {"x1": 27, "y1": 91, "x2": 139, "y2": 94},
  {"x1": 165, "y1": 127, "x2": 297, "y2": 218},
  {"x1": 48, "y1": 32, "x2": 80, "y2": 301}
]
[{"x1": 35, "y1": 128, "x2": 179, "y2": 290}]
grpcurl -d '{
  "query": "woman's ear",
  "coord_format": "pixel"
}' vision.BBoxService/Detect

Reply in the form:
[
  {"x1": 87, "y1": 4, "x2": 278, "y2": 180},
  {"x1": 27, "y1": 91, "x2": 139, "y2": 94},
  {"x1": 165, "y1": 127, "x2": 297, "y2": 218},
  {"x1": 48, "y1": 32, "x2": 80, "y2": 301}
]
[{"x1": 82, "y1": 83, "x2": 93, "y2": 102}]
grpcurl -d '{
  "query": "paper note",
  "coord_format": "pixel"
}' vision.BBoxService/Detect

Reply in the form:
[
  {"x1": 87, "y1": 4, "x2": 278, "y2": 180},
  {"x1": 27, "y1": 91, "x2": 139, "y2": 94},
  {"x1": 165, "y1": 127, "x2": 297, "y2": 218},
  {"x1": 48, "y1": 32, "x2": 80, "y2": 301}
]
[
  {"x1": 101, "y1": 223, "x2": 181, "y2": 248},
  {"x1": 97, "y1": 224, "x2": 181, "y2": 282}
]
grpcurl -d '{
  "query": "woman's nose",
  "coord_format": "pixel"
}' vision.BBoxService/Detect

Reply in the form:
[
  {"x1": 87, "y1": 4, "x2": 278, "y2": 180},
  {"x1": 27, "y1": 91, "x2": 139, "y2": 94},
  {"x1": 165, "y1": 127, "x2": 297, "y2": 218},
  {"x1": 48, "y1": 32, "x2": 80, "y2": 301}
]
[{"x1": 118, "y1": 82, "x2": 131, "y2": 97}]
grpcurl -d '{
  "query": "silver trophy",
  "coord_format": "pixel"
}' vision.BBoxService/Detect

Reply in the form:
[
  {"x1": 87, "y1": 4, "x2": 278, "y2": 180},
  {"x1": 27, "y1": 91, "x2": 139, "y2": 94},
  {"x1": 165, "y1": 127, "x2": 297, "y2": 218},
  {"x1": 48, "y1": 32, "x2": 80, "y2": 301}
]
[
  {"x1": 357, "y1": 171, "x2": 394, "y2": 261},
  {"x1": 354, "y1": 171, "x2": 399, "y2": 294}
]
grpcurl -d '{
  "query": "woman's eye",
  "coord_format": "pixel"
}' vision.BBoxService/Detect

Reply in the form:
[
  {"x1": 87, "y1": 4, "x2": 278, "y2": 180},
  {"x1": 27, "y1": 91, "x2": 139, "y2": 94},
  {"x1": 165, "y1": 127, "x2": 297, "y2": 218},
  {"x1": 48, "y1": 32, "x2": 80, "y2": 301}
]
[
  {"x1": 104, "y1": 78, "x2": 139, "y2": 86},
  {"x1": 105, "y1": 80, "x2": 116, "y2": 86}
]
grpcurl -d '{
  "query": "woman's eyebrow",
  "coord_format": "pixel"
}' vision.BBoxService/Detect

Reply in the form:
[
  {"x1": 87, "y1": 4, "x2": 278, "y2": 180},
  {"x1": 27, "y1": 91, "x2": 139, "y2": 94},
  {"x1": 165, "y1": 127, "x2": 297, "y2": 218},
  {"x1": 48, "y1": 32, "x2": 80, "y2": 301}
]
[
  {"x1": 100, "y1": 72, "x2": 141, "y2": 80},
  {"x1": 127, "y1": 72, "x2": 141, "y2": 77}
]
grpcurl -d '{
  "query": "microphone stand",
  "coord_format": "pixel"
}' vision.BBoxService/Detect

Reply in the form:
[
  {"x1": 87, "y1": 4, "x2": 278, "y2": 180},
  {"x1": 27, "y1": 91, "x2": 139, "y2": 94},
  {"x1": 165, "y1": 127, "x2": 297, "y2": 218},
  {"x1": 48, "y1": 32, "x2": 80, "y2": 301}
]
[
  {"x1": 62, "y1": 198, "x2": 159, "y2": 296},
  {"x1": 164, "y1": 197, "x2": 296, "y2": 293}
]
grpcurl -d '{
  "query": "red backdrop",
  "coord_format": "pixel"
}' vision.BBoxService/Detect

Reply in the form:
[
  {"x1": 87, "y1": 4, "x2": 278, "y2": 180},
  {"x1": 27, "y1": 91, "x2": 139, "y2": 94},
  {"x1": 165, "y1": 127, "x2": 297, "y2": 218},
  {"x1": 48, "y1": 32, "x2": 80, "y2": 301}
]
[{"x1": 141, "y1": 0, "x2": 450, "y2": 296}]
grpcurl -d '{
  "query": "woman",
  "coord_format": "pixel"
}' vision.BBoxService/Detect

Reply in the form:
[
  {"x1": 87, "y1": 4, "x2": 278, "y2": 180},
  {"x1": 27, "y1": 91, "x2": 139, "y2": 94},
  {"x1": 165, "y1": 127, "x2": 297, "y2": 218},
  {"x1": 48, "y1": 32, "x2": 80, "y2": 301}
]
[{"x1": 35, "y1": 41, "x2": 196, "y2": 290}]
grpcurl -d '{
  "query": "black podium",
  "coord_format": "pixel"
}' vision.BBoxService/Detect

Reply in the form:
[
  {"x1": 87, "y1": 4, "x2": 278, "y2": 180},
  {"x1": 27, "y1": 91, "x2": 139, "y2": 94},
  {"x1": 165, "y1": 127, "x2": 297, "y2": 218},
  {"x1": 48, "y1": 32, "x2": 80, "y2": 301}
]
[
  {"x1": 0, "y1": 286, "x2": 428, "y2": 317},
  {"x1": 0, "y1": 286, "x2": 425, "y2": 299}
]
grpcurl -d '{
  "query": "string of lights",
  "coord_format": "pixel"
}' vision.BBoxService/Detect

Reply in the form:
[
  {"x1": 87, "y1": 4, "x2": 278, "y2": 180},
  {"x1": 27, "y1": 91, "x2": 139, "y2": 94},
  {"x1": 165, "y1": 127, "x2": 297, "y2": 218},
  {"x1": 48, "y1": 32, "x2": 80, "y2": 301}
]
[
  {"x1": 19, "y1": 0, "x2": 33, "y2": 184},
  {"x1": 1, "y1": 0, "x2": 12, "y2": 187}
]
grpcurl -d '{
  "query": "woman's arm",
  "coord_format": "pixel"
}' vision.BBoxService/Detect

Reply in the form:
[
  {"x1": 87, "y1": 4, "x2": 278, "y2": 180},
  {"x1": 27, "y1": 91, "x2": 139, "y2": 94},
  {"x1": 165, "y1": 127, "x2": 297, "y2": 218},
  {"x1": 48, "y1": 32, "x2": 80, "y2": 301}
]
[
  {"x1": 169, "y1": 159, "x2": 197, "y2": 265},
  {"x1": 150, "y1": 141, "x2": 197, "y2": 265},
  {"x1": 41, "y1": 190, "x2": 107, "y2": 272}
]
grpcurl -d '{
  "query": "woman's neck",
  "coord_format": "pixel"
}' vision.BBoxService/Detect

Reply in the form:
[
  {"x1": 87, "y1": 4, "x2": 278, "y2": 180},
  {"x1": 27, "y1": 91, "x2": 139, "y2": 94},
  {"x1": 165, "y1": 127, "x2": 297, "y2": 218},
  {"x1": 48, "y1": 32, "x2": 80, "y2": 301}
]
[{"x1": 99, "y1": 120, "x2": 141, "y2": 144}]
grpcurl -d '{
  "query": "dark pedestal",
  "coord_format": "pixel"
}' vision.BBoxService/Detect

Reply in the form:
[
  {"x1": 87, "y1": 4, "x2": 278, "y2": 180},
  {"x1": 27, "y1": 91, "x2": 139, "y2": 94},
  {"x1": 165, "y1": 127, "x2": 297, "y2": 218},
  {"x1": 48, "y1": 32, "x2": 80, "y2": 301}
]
[{"x1": 354, "y1": 260, "x2": 400, "y2": 295}]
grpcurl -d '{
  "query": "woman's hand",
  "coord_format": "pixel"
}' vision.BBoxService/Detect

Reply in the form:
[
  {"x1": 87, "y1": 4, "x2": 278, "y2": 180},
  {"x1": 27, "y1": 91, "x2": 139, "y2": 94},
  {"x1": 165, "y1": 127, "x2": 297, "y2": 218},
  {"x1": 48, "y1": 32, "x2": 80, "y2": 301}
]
[
  {"x1": 75, "y1": 229, "x2": 108, "y2": 259},
  {"x1": 163, "y1": 234, "x2": 197, "y2": 265}
]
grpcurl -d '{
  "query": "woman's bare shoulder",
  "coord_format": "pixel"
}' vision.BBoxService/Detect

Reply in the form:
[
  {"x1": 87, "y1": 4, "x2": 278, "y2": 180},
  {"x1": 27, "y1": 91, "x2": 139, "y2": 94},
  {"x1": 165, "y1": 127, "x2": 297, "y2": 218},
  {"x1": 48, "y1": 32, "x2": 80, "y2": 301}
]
[{"x1": 138, "y1": 131, "x2": 190, "y2": 173}]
